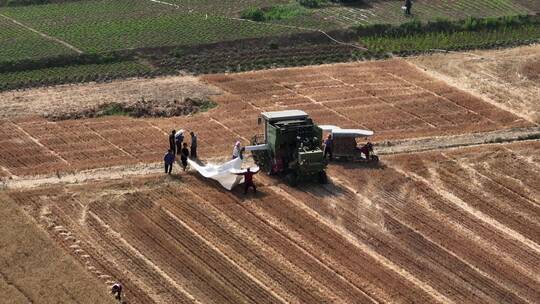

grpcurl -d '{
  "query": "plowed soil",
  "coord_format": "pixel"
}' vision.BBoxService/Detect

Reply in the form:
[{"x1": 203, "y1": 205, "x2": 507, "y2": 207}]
[
  {"x1": 0, "y1": 59, "x2": 532, "y2": 178},
  {"x1": 409, "y1": 44, "x2": 540, "y2": 124},
  {"x1": 1, "y1": 55, "x2": 539, "y2": 304},
  {"x1": 4, "y1": 141, "x2": 539, "y2": 304}
]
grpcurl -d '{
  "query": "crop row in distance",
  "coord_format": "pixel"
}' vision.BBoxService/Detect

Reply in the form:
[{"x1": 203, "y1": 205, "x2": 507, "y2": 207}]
[
  {"x1": 361, "y1": 24, "x2": 540, "y2": 53},
  {"x1": 0, "y1": 0, "x2": 535, "y2": 60},
  {"x1": 0, "y1": 61, "x2": 152, "y2": 92}
]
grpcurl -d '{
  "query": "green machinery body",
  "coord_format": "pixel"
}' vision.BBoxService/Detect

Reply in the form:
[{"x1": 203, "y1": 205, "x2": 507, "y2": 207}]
[{"x1": 251, "y1": 110, "x2": 327, "y2": 186}]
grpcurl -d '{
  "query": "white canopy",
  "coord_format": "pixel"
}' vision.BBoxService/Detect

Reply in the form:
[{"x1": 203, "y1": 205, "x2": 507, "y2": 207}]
[
  {"x1": 318, "y1": 125, "x2": 341, "y2": 132},
  {"x1": 332, "y1": 128, "x2": 374, "y2": 137}
]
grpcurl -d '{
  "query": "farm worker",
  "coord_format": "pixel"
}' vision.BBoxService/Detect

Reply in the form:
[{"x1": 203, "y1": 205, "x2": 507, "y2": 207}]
[
  {"x1": 359, "y1": 142, "x2": 373, "y2": 160},
  {"x1": 323, "y1": 134, "x2": 333, "y2": 161},
  {"x1": 405, "y1": 0, "x2": 412, "y2": 15},
  {"x1": 190, "y1": 131, "x2": 198, "y2": 159},
  {"x1": 111, "y1": 282, "x2": 123, "y2": 301},
  {"x1": 180, "y1": 143, "x2": 190, "y2": 171},
  {"x1": 235, "y1": 167, "x2": 258, "y2": 194},
  {"x1": 232, "y1": 141, "x2": 242, "y2": 159},
  {"x1": 164, "y1": 149, "x2": 175, "y2": 174},
  {"x1": 175, "y1": 129, "x2": 185, "y2": 155},
  {"x1": 169, "y1": 130, "x2": 176, "y2": 154}
]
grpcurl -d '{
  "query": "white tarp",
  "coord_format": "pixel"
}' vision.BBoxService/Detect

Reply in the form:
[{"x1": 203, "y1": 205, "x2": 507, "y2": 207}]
[
  {"x1": 187, "y1": 157, "x2": 261, "y2": 191},
  {"x1": 186, "y1": 157, "x2": 244, "y2": 190}
]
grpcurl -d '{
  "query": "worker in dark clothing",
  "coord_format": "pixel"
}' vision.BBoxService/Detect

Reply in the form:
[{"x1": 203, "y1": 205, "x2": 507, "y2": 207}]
[
  {"x1": 180, "y1": 143, "x2": 190, "y2": 171},
  {"x1": 405, "y1": 0, "x2": 412, "y2": 15},
  {"x1": 164, "y1": 149, "x2": 175, "y2": 174},
  {"x1": 169, "y1": 130, "x2": 176, "y2": 154},
  {"x1": 111, "y1": 282, "x2": 122, "y2": 301},
  {"x1": 358, "y1": 142, "x2": 373, "y2": 160},
  {"x1": 323, "y1": 134, "x2": 333, "y2": 161},
  {"x1": 175, "y1": 129, "x2": 184, "y2": 155},
  {"x1": 235, "y1": 168, "x2": 258, "y2": 194},
  {"x1": 190, "y1": 131, "x2": 197, "y2": 159}
]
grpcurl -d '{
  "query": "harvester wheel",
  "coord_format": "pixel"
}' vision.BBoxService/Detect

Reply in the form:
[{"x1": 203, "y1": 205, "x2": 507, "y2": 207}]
[
  {"x1": 285, "y1": 172, "x2": 298, "y2": 187},
  {"x1": 318, "y1": 171, "x2": 328, "y2": 184},
  {"x1": 371, "y1": 155, "x2": 379, "y2": 163}
]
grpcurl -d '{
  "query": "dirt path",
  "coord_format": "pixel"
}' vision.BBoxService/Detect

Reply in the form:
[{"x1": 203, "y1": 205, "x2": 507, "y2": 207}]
[
  {"x1": 0, "y1": 13, "x2": 83, "y2": 54},
  {"x1": 408, "y1": 44, "x2": 540, "y2": 124}
]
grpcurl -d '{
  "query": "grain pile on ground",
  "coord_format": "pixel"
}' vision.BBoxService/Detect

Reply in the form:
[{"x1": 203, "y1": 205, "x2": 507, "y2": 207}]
[
  {"x1": 409, "y1": 44, "x2": 540, "y2": 123},
  {"x1": 0, "y1": 75, "x2": 222, "y2": 120},
  {"x1": 0, "y1": 194, "x2": 115, "y2": 304},
  {"x1": 3, "y1": 141, "x2": 539, "y2": 303}
]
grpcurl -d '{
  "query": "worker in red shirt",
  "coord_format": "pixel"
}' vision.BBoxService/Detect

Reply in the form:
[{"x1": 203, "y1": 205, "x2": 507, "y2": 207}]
[{"x1": 235, "y1": 167, "x2": 258, "y2": 194}]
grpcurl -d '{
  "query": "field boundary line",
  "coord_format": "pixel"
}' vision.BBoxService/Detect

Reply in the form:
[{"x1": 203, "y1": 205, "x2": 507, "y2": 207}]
[
  {"x1": 88, "y1": 211, "x2": 203, "y2": 304},
  {"x1": 406, "y1": 60, "x2": 539, "y2": 126},
  {"x1": 176, "y1": 186, "x2": 343, "y2": 302},
  {"x1": 329, "y1": 175, "x2": 531, "y2": 303},
  {"x1": 215, "y1": 186, "x2": 381, "y2": 304},
  {"x1": 278, "y1": 81, "x2": 367, "y2": 129},
  {"x1": 0, "y1": 270, "x2": 33, "y2": 303},
  {"x1": 144, "y1": 0, "x2": 367, "y2": 51},
  {"x1": 0, "y1": 165, "x2": 14, "y2": 179},
  {"x1": 10, "y1": 121, "x2": 70, "y2": 165},
  {"x1": 396, "y1": 164, "x2": 540, "y2": 256},
  {"x1": 391, "y1": 70, "x2": 501, "y2": 126},
  {"x1": 160, "y1": 207, "x2": 288, "y2": 304},
  {"x1": 376, "y1": 127, "x2": 540, "y2": 155},
  {"x1": 83, "y1": 123, "x2": 135, "y2": 159},
  {"x1": 208, "y1": 117, "x2": 249, "y2": 142},
  {"x1": 148, "y1": 0, "x2": 179, "y2": 9},
  {"x1": 270, "y1": 185, "x2": 452, "y2": 304},
  {"x1": 443, "y1": 152, "x2": 540, "y2": 208},
  {"x1": 0, "y1": 13, "x2": 83, "y2": 54}
]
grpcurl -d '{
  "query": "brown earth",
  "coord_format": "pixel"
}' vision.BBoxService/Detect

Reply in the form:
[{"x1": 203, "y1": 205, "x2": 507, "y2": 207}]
[
  {"x1": 0, "y1": 75, "x2": 222, "y2": 120},
  {"x1": 409, "y1": 44, "x2": 540, "y2": 124},
  {"x1": 1, "y1": 54, "x2": 539, "y2": 304},
  {"x1": 0, "y1": 59, "x2": 532, "y2": 178},
  {"x1": 0, "y1": 193, "x2": 115, "y2": 304},
  {"x1": 3, "y1": 141, "x2": 539, "y2": 303}
]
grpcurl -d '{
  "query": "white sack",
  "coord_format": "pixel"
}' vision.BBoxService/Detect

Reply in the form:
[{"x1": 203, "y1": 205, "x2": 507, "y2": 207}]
[{"x1": 187, "y1": 157, "x2": 244, "y2": 190}]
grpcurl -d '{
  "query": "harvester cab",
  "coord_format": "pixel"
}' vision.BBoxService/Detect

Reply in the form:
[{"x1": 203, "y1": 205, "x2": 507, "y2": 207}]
[{"x1": 250, "y1": 110, "x2": 327, "y2": 186}]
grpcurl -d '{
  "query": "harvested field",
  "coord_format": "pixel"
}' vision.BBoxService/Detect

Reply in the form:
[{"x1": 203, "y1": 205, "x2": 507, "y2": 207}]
[
  {"x1": 0, "y1": 59, "x2": 533, "y2": 178},
  {"x1": 409, "y1": 44, "x2": 540, "y2": 123},
  {"x1": 0, "y1": 75, "x2": 221, "y2": 120},
  {"x1": 0, "y1": 193, "x2": 115, "y2": 304},
  {"x1": 3, "y1": 141, "x2": 539, "y2": 303}
]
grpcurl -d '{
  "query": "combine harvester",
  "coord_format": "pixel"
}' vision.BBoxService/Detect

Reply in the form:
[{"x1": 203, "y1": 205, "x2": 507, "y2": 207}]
[
  {"x1": 189, "y1": 110, "x2": 377, "y2": 189},
  {"x1": 249, "y1": 110, "x2": 378, "y2": 186}
]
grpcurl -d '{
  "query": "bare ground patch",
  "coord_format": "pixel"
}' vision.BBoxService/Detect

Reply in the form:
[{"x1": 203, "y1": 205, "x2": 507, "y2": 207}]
[
  {"x1": 0, "y1": 75, "x2": 222, "y2": 120},
  {"x1": 408, "y1": 44, "x2": 540, "y2": 124}
]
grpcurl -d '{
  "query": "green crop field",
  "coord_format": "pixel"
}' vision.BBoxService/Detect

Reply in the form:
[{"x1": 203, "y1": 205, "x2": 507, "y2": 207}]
[
  {"x1": 314, "y1": 0, "x2": 534, "y2": 26},
  {"x1": 0, "y1": 60, "x2": 151, "y2": 90},
  {"x1": 0, "y1": 15, "x2": 76, "y2": 61},
  {"x1": 361, "y1": 24, "x2": 540, "y2": 53},
  {"x1": 0, "y1": 0, "x2": 538, "y2": 91},
  {"x1": 0, "y1": 0, "x2": 537, "y2": 61},
  {"x1": 0, "y1": 0, "x2": 305, "y2": 55}
]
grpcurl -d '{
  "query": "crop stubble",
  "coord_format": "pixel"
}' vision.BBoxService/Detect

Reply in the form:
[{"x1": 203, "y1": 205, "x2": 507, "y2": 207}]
[
  {"x1": 5, "y1": 141, "x2": 539, "y2": 303},
  {"x1": 0, "y1": 60, "x2": 532, "y2": 178}
]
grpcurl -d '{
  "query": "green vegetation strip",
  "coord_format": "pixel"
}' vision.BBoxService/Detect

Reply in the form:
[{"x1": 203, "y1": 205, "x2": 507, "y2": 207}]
[
  {"x1": 358, "y1": 15, "x2": 540, "y2": 53},
  {"x1": 0, "y1": 61, "x2": 151, "y2": 91}
]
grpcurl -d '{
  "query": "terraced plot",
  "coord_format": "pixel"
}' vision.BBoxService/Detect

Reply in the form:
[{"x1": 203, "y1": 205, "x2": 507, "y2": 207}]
[
  {"x1": 4, "y1": 141, "x2": 539, "y2": 303},
  {"x1": 0, "y1": 59, "x2": 531, "y2": 178}
]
